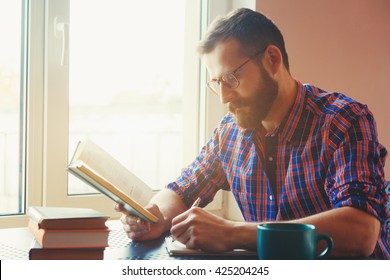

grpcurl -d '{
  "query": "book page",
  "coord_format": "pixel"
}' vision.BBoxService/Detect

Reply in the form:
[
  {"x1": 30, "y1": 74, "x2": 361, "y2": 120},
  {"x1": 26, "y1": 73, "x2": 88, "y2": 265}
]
[
  {"x1": 70, "y1": 140, "x2": 155, "y2": 206},
  {"x1": 69, "y1": 163, "x2": 158, "y2": 223}
]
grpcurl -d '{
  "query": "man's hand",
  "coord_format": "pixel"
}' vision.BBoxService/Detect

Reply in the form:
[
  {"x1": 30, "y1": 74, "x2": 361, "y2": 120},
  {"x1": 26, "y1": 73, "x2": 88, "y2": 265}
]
[
  {"x1": 114, "y1": 189, "x2": 190, "y2": 241},
  {"x1": 170, "y1": 206, "x2": 246, "y2": 253},
  {"x1": 115, "y1": 203, "x2": 167, "y2": 241}
]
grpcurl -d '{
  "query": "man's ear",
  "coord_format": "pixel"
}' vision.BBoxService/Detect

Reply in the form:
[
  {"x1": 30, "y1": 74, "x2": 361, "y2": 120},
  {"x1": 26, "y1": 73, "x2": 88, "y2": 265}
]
[{"x1": 263, "y1": 45, "x2": 283, "y2": 76}]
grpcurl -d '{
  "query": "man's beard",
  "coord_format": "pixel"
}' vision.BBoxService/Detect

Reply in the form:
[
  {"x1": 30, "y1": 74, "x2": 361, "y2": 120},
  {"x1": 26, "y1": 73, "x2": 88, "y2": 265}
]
[{"x1": 228, "y1": 64, "x2": 278, "y2": 129}]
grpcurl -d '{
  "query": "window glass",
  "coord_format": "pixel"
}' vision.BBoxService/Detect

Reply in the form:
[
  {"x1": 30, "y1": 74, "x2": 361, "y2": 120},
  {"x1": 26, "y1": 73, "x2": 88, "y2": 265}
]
[
  {"x1": 68, "y1": 0, "x2": 186, "y2": 194},
  {"x1": 0, "y1": 0, "x2": 25, "y2": 215}
]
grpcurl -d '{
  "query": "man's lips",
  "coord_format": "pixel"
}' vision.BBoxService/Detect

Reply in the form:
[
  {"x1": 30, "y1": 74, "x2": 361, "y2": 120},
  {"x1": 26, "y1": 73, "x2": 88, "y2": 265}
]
[{"x1": 229, "y1": 101, "x2": 247, "y2": 113}]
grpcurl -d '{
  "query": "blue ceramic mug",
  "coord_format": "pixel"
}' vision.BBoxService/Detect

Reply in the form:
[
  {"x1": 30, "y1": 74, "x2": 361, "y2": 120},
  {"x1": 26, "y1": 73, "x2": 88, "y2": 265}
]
[{"x1": 257, "y1": 223, "x2": 333, "y2": 260}]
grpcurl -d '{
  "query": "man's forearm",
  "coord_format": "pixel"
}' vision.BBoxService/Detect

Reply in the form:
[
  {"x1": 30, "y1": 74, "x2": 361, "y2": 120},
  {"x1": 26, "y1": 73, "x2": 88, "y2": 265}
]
[{"x1": 291, "y1": 206, "x2": 380, "y2": 257}]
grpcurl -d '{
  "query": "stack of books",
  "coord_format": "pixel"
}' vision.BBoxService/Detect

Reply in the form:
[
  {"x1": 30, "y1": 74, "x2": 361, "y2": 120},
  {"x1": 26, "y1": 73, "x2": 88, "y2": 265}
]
[{"x1": 27, "y1": 206, "x2": 110, "y2": 260}]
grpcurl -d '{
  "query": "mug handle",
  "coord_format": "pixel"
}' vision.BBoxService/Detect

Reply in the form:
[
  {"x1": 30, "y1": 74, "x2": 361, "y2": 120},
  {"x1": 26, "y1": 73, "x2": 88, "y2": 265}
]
[{"x1": 316, "y1": 233, "x2": 334, "y2": 259}]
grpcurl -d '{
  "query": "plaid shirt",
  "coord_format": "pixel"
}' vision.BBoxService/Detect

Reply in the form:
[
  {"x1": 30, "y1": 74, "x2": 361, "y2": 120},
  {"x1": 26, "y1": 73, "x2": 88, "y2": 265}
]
[{"x1": 167, "y1": 81, "x2": 389, "y2": 259}]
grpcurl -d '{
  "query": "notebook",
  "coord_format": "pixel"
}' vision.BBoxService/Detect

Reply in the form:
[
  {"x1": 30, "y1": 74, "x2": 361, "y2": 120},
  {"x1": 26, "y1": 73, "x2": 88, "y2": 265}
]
[{"x1": 164, "y1": 236, "x2": 257, "y2": 257}]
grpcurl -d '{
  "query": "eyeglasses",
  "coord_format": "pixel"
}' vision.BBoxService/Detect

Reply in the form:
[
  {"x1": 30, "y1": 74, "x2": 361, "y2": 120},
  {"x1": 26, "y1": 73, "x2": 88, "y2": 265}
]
[{"x1": 206, "y1": 47, "x2": 267, "y2": 96}]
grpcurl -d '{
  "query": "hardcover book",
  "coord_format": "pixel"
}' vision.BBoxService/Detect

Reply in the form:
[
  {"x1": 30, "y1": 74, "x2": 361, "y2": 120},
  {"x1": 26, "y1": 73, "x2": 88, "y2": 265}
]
[
  {"x1": 67, "y1": 139, "x2": 158, "y2": 224},
  {"x1": 29, "y1": 239, "x2": 105, "y2": 260},
  {"x1": 28, "y1": 220, "x2": 110, "y2": 249},
  {"x1": 27, "y1": 206, "x2": 109, "y2": 230}
]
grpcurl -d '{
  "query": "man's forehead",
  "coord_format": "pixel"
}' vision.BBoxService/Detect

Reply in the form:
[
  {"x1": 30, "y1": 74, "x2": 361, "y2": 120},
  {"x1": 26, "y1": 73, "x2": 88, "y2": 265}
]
[{"x1": 203, "y1": 39, "x2": 245, "y2": 77}]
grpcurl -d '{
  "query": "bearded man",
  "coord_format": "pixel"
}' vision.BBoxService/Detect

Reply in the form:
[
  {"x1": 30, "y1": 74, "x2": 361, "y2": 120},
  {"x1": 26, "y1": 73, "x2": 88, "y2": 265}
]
[{"x1": 117, "y1": 8, "x2": 389, "y2": 259}]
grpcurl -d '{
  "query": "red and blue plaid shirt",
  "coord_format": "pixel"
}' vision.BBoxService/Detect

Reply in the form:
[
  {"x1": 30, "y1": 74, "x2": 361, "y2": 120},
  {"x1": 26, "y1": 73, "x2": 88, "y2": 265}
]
[{"x1": 167, "y1": 81, "x2": 389, "y2": 259}]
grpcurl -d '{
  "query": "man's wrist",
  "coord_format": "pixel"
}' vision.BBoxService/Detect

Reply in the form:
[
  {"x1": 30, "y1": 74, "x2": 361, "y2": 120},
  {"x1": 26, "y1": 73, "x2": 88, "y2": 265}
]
[{"x1": 231, "y1": 221, "x2": 258, "y2": 251}]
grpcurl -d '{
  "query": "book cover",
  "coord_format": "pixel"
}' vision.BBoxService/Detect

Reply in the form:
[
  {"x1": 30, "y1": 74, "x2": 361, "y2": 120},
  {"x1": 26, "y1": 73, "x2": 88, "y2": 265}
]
[
  {"x1": 67, "y1": 139, "x2": 158, "y2": 223},
  {"x1": 27, "y1": 206, "x2": 109, "y2": 230},
  {"x1": 28, "y1": 220, "x2": 110, "y2": 249},
  {"x1": 29, "y1": 239, "x2": 104, "y2": 260}
]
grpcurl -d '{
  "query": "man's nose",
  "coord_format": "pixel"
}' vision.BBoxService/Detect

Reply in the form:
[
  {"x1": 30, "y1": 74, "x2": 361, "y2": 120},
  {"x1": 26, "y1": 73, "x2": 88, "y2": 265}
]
[{"x1": 219, "y1": 84, "x2": 236, "y2": 104}]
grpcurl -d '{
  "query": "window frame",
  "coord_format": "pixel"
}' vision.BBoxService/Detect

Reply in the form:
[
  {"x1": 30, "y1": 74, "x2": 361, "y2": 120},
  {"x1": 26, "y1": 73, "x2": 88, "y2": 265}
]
[{"x1": 0, "y1": 0, "x2": 45, "y2": 227}]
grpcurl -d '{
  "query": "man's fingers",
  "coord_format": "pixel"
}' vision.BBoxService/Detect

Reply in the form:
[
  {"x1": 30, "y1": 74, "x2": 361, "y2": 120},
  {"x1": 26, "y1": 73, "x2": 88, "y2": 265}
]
[
  {"x1": 171, "y1": 206, "x2": 196, "y2": 226},
  {"x1": 115, "y1": 202, "x2": 164, "y2": 241},
  {"x1": 170, "y1": 208, "x2": 202, "y2": 244},
  {"x1": 116, "y1": 203, "x2": 150, "y2": 227},
  {"x1": 115, "y1": 203, "x2": 132, "y2": 215},
  {"x1": 120, "y1": 214, "x2": 145, "y2": 227}
]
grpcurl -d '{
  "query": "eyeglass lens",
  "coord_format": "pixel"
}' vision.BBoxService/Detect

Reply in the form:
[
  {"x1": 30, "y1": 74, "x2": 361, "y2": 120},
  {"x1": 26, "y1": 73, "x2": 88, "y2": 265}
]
[{"x1": 208, "y1": 73, "x2": 239, "y2": 94}]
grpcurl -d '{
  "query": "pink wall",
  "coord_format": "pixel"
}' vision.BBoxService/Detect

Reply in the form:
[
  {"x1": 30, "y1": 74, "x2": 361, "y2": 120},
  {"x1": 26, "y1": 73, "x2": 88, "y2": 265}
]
[{"x1": 256, "y1": 0, "x2": 390, "y2": 177}]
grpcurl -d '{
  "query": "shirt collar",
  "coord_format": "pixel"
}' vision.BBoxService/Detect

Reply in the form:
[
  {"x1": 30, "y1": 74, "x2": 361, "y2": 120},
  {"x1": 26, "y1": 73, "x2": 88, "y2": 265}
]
[{"x1": 274, "y1": 80, "x2": 307, "y2": 143}]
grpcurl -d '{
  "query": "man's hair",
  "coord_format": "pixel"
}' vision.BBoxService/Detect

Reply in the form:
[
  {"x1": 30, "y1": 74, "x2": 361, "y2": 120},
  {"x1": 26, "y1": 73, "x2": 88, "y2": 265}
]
[{"x1": 197, "y1": 8, "x2": 289, "y2": 71}]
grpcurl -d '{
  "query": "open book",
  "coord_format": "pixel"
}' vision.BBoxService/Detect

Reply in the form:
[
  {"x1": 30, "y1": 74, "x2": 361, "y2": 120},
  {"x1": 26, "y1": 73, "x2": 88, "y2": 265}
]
[{"x1": 67, "y1": 139, "x2": 158, "y2": 223}]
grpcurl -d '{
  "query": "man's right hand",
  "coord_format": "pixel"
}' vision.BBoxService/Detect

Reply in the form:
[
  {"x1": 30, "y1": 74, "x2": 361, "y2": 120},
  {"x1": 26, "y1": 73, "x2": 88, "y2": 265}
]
[{"x1": 115, "y1": 203, "x2": 167, "y2": 241}]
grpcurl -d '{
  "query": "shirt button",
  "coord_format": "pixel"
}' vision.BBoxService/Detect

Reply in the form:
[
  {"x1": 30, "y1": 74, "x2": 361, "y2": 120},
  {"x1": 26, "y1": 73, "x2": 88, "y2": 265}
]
[
  {"x1": 268, "y1": 156, "x2": 273, "y2": 161},
  {"x1": 269, "y1": 195, "x2": 273, "y2": 200}
]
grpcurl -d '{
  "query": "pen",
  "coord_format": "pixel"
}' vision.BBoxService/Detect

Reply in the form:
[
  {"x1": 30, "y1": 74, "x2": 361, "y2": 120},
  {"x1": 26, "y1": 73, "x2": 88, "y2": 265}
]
[{"x1": 191, "y1": 197, "x2": 201, "y2": 208}]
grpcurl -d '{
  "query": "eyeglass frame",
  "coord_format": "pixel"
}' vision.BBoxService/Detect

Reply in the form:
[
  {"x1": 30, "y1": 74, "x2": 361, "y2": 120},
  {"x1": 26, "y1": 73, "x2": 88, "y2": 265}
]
[{"x1": 206, "y1": 46, "x2": 267, "y2": 96}]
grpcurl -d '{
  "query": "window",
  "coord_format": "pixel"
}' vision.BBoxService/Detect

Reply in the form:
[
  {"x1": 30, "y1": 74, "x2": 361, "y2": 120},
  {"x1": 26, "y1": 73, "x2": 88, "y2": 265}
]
[
  {"x1": 0, "y1": 0, "x2": 26, "y2": 215},
  {"x1": 67, "y1": 0, "x2": 190, "y2": 194}
]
